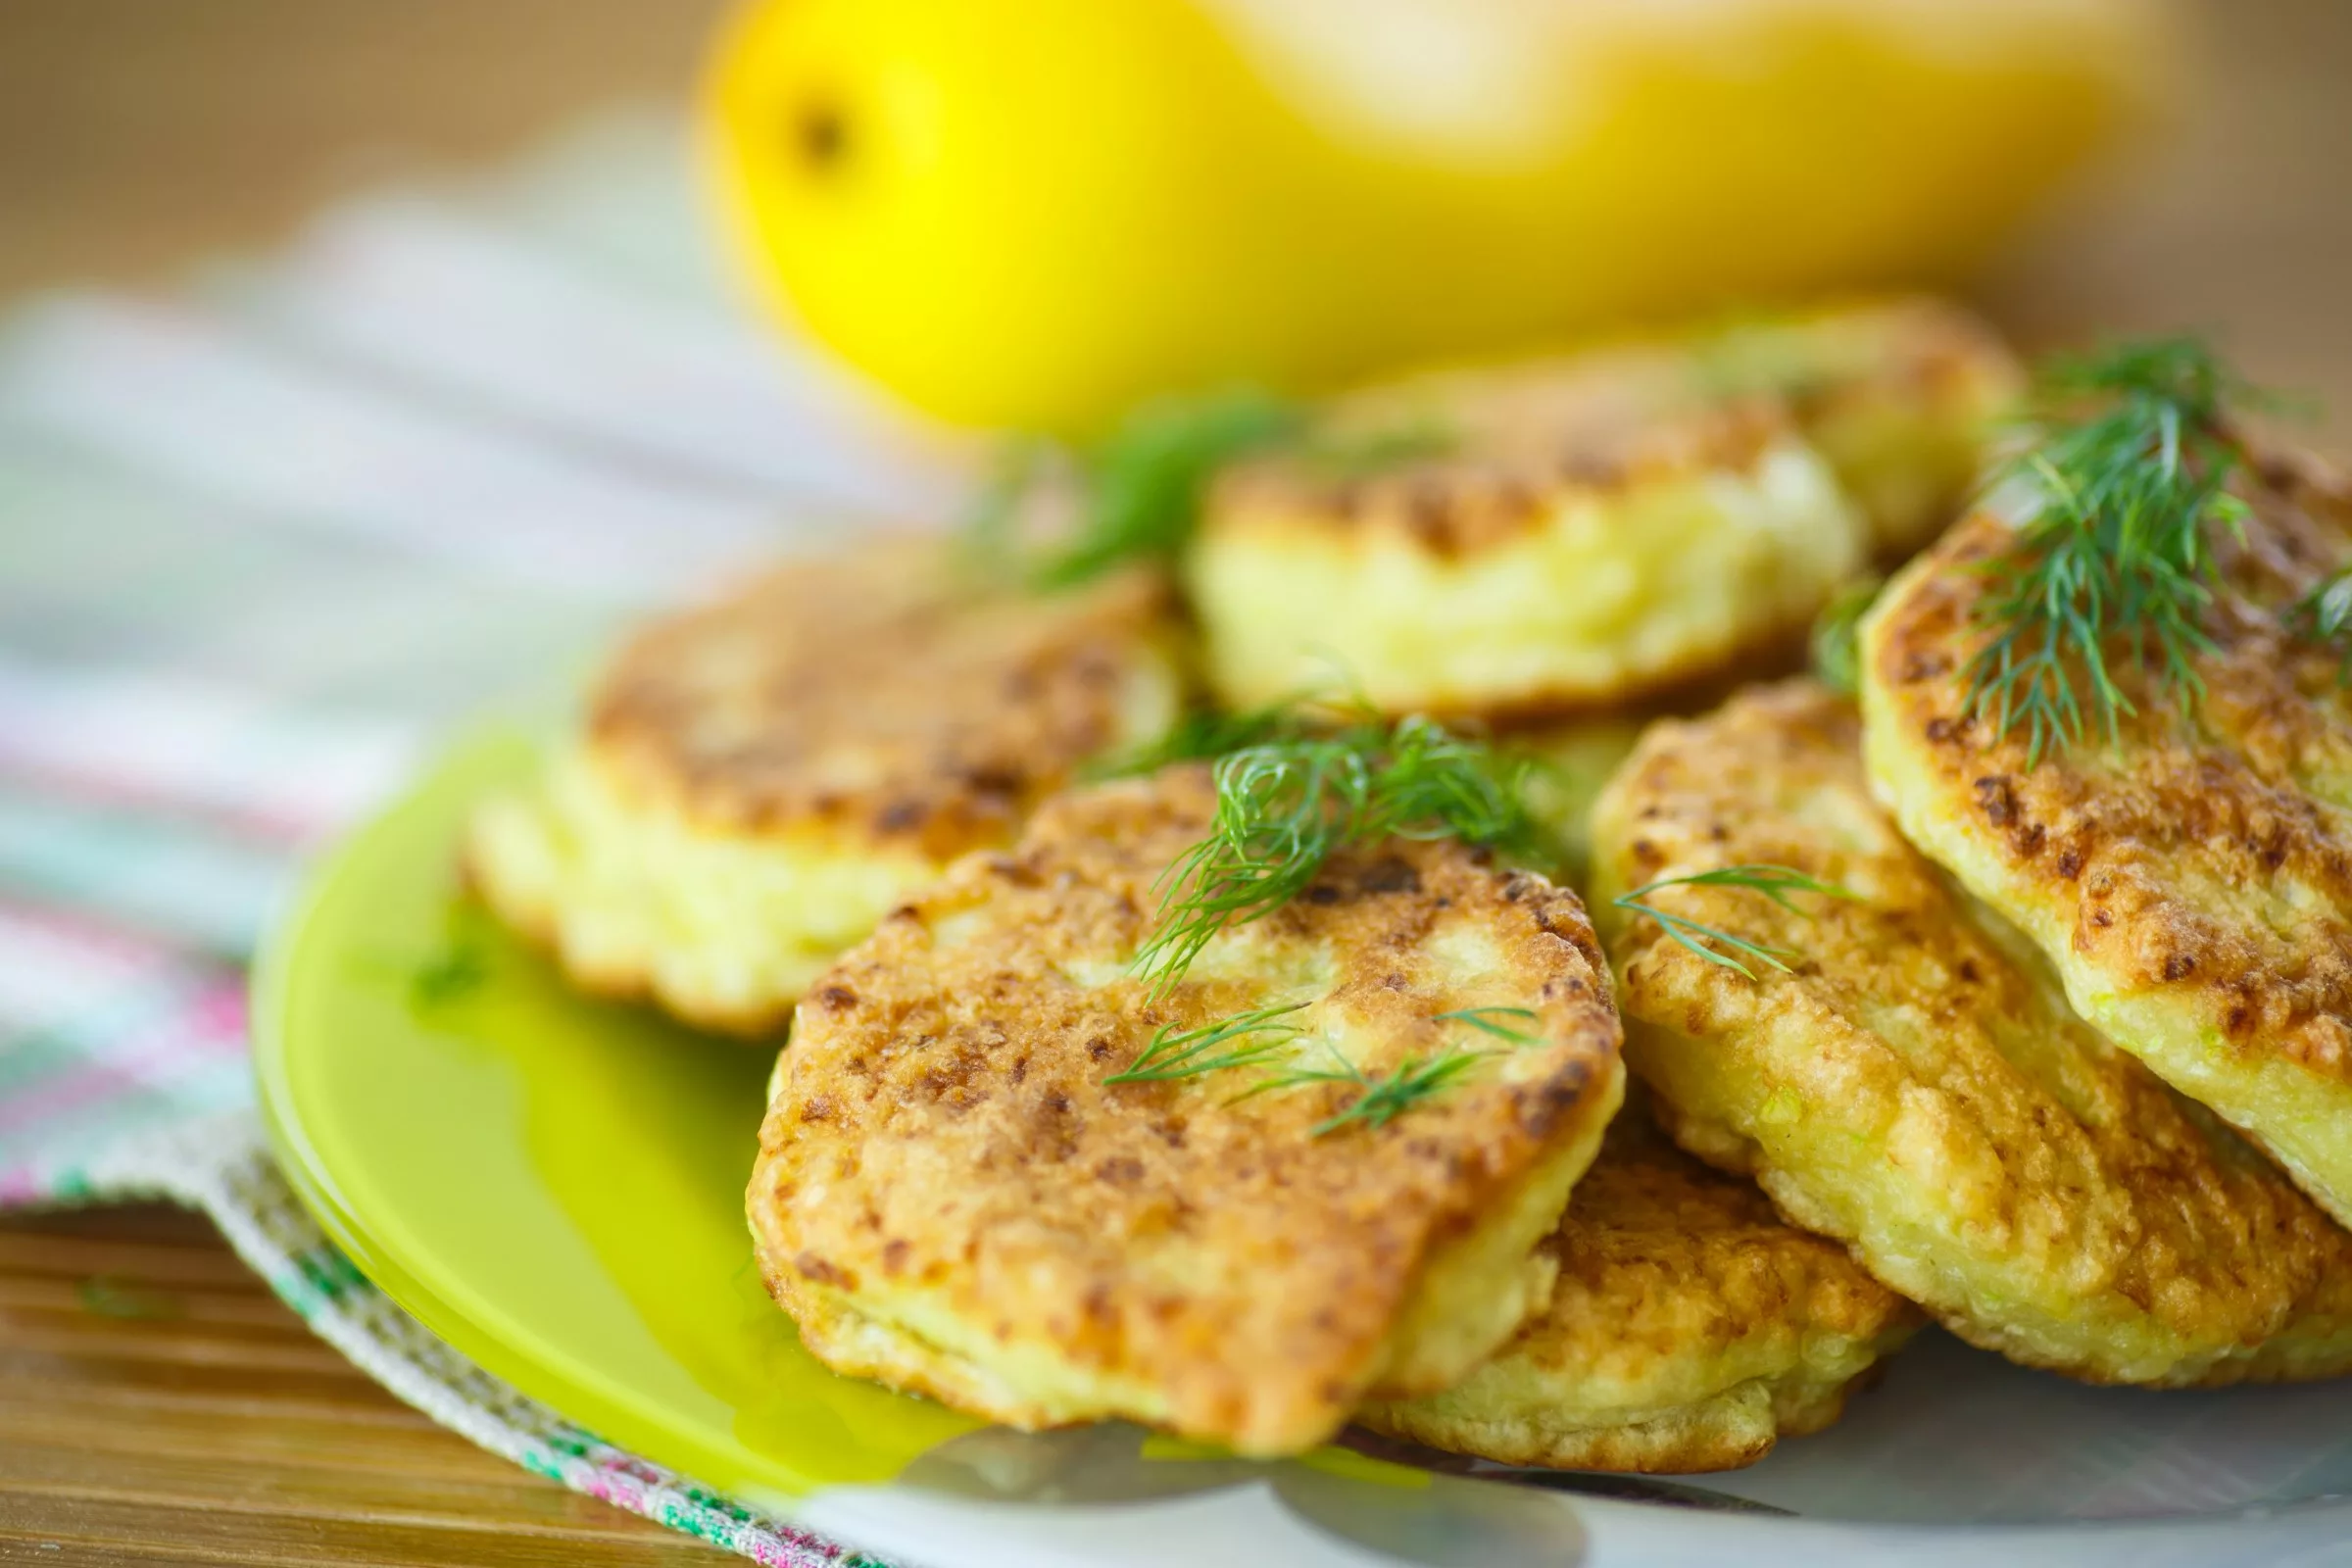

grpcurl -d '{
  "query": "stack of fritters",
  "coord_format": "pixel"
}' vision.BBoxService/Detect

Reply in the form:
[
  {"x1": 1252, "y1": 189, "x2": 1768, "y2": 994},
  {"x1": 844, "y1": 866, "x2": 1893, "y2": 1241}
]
[
  {"x1": 1591, "y1": 682, "x2": 2352, "y2": 1388},
  {"x1": 472, "y1": 300, "x2": 2352, "y2": 1478},
  {"x1": 1861, "y1": 453, "x2": 2352, "y2": 1230}
]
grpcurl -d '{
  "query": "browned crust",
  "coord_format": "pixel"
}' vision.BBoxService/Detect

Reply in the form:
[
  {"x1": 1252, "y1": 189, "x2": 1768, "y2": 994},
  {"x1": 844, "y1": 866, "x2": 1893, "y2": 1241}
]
[
  {"x1": 588, "y1": 537, "x2": 1176, "y2": 860},
  {"x1": 1208, "y1": 392, "x2": 1794, "y2": 559},
  {"x1": 1862, "y1": 452, "x2": 2352, "y2": 1084},
  {"x1": 1593, "y1": 680, "x2": 2352, "y2": 1381},
  {"x1": 1525, "y1": 1109, "x2": 1919, "y2": 1384},
  {"x1": 1362, "y1": 1102, "x2": 1919, "y2": 1472},
  {"x1": 1203, "y1": 295, "x2": 2015, "y2": 564},
  {"x1": 748, "y1": 765, "x2": 1624, "y2": 1454}
]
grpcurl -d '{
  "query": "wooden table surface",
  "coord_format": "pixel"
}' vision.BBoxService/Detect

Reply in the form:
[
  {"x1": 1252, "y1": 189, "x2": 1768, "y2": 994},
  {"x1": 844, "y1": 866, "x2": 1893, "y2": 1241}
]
[{"x1": 1, "y1": 2, "x2": 2348, "y2": 1564}]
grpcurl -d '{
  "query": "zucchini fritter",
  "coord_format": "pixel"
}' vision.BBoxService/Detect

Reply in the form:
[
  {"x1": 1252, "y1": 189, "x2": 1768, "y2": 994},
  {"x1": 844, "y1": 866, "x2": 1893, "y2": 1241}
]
[
  {"x1": 1359, "y1": 1101, "x2": 1920, "y2": 1473},
  {"x1": 465, "y1": 540, "x2": 1181, "y2": 1035},
  {"x1": 1860, "y1": 453, "x2": 2352, "y2": 1227},
  {"x1": 1186, "y1": 300, "x2": 2014, "y2": 720},
  {"x1": 748, "y1": 765, "x2": 1625, "y2": 1456},
  {"x1": 1693, "y1": 297, "x2": 2020, "y2": 558},
  {"x1": 1191, "y1": 392, "x2": 1861, "y2": 721},
  {"x1": 1592, "y1": 681, "x2": 2352, "y2": 1387}
]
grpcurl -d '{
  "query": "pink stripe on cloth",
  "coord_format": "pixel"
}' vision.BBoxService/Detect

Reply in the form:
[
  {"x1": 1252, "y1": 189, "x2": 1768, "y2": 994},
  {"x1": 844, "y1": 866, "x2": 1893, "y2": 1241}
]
[
  {"x1": 0, "y1": 753, "x2": 317, "y2": 848},
  {"x1": 0, "y1": 656, "x2": 417, "y2": 843},
  {"x1": 0, "y1": 979, "x2": 246, "y2": 1144},
  {"x1": 0, "y1": 899, "x2": 253, "y2": 1196},
  {"x1": 0, "y1": 897, "x2": 222, "y2": 994}
]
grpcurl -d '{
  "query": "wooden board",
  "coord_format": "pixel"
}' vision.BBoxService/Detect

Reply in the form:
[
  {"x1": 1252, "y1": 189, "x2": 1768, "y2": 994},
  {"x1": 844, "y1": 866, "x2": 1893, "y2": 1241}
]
[{"x1": 0, "y1": 1203, "x2": 739, "y2": 1565}]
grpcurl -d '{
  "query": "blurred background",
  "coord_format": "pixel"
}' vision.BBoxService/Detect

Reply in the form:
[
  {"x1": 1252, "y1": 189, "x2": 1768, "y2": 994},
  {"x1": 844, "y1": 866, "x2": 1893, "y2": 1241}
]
[{"x1": 2, "y1": 0, "x2": 2347, "y2": 441}]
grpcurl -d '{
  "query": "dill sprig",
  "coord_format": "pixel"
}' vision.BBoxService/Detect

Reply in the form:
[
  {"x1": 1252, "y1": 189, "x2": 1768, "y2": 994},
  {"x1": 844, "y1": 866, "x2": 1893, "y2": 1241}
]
[
  {"x1": 1964, "y1": 337, "x2": 2259, "y2": 763},
  {"x1": 1810, "y1": 576, "x2": 1882, "y2": 700},
  {"x1": 1132, "y1": 715, "x2": 1540, "y2": 996},
  {"x1": 1088, "y1": 696, "x2": 1321, "y2": 781},
  {"x1": 411, "y1": 938, "x2": 490, "y2": 1007},
  {"x1": 2289, "y1": 565, "x2": 2352, "y2": 681},
  {"x1": 1031, "y1": 389, "x2": 1302, "y2": 589},
  {"x1": 955, "y1": 438, "x2": 1049, "y2": 586},
  {"x1": 1613, "y1": 864, "x2": 1855, "y2": 981},
  {"x1": 1293, "y1": 418, "x2": 1455, "y2": 481},
  {"x1": 1244, "y1": 1042, "x2": 1494, "y2": 1138},
  {"x1": 1433, "y1": 1005, "x2": 1542, "y2": 1046},
  {"x1": 1102, "y1": 1002, "x2": 1311, "y2": 1085},
  {"x1": 986, "y1": 390, "x2": 1457, "y2": 590}
]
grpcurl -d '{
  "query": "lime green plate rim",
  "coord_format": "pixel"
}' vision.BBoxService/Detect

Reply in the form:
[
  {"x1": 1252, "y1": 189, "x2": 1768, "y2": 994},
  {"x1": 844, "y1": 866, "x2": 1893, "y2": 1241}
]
[{"x1": 248, "y1": 734, "x2": 816, "y2": 1510}]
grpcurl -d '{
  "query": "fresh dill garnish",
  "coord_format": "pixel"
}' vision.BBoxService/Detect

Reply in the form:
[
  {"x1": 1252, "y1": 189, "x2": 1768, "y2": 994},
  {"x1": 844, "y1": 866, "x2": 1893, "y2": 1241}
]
[
  {"x1": 1613, "y1": 864, "x2": 1855, "y2": 981},
  {"x1": 1810, "y1": 576, "x2": 1882, "y2": 700},
  {"x1": 979, "y1": 390, "x2": 1455, "y2": 590},
  {"x1": 2289, "y1": 564, "x2": 2352, "y2": 681},
  {"x1": 956, "y1": 438, "x2": 1049, "y2": 585},
  {"x1": 1433, "y1": 1005, "x2": 1542, "y2": 1046},
  {"x1": 1132, "y1": 715, "x2": 1540, "y2": 997},
  {"x1": 411, "y1": 939, "x2": 490, "y2": 1007},
  {"x1": 1963, "y1": 337, "x2": 2260, "y2": 763},
  {"x1": 1105, "y1": 1001, "x2": 1542, "y2": 1139},
  {"x1": 1244, "y1": 1043, "x2": 1494, "y2": 1138},
  {"x1": 1103, "y1": 1002, "x2": 1312, "y2": 1084},
  {"x1": 1292, "y1": 418, "x2": 1455, "y2": 481},
  {"x1": 1030, "y1": 389, "x2": 1303, "y2": 589},
  {"x1": 1087, "y1": 697, "x2": 1318, "y2": 780}
]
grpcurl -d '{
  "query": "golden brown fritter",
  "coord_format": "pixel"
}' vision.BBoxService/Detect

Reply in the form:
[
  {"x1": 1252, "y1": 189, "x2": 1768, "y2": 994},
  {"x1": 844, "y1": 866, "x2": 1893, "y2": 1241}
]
[
  {"x1": 1359, "y1": 1101, "x2": 1920, "y2": 1473},
  {"x1": 1189, "y1": 387, "x2": 1861, "y2": 721},
  {"x1": 1591, "y1": 680, "x2": 2352, "y2": 1386},
  {"x1": 1184, "y1": 300, "x2": 2013, "y2": 722},
  {"x1": 748, "y1": 765, "x2": 1626, "y2": 1456},
  {"x1": 465, "y1": 538, "x2": 1182, "y2": 1034},
  {"x1": 1859, "y1": 451, "x2": 2352, "y2": 1226},
  {"x1": 587, "y1": 539, "x2": 1177, "y2": 857},
  {"x1": 1692, "y1": 296, "x2": 2021, "y2": 557}
]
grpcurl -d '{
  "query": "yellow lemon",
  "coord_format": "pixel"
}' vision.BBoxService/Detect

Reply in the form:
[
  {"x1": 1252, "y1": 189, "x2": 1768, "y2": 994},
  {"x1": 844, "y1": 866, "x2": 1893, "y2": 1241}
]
[{"x1": 702, "y1": 0, "x2": 2166, "y2": 435}]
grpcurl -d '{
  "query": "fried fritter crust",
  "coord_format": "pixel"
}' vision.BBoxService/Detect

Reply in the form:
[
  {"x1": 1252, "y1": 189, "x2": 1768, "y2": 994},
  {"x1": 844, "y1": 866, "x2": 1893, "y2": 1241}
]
[
  {"x1": 590, "y1": 540, "x2": 1175, "y2": 858},
  {"x1": 1592, "y1": 681, "x2": 2352, "y2": 1386},
  {"x1": 465, "y1": 538, "x2": 1182, "y2": 1033},
  {"x1": 1859, "y1": 451, "x2": 2352, "y2": 1226},
  {"x1": 1693, "y1": 297, "x2": 2020, "y2": 557},
  {"x1": 1186, "y1": 300, "x2": 2012, "y2": 722},
  {"x1": 1190, "y1": 387, "x2": 1860, "y2": 721},
  {"x1": 1359, "y1": 1102, "x2": 1920, "y2": 1473},
  {"x1": 748, "y1": 765, "x2": 1626, "y2": 1456}
]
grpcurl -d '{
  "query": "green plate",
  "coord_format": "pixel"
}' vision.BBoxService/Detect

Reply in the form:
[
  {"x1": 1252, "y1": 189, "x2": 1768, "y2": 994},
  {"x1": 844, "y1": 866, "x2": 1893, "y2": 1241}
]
[
  {"x1": 253, "y1": 731, "x2": 978, "y2": 1511},
  {"x1": 254, "y1": 734, "x2": 2352, "y2": 1568}
]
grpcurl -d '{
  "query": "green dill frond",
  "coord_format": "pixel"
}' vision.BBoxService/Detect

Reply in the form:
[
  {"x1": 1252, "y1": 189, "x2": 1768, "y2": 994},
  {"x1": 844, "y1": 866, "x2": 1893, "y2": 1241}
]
[
  {"x1": 1291, "y1": 418, "x2": 1455, "y2": 481},
  {"x1": 1810, "y1": 576, "x2": 1883, "y2": 699},
  {"x1": 966, "y1": 392, "x2": 1456, "y2": 592},
  {"x1": 955, "y1": 438, "x2": 1049, "y2": 586},
  {"x1": 1030, "y1": 389, "x2": 1303, "y2": 589},
  {"x1": 1103, "y1": 1002, "x2": 1312, "y2": 1085},
  {"x1": 1131, "y1": 714, "x2": 1542, "y2": 996},
  {"x1": 1433, "y1": 1005, "x2": 1542, "y2": 1046},
  {"x1": 411, "y1": 940, "x2": 490, "y2": 1007},
  {"x1": 1613, "y1": 863, "x2": 1855, "y2": 981},
  {"x1": 2289, "y1": 565, "x2": 2352, "y2": 682},
  {"x1": 1964, "y1": 337, "x2": 2262, "y2": 764},
  {"x1": 1245, "y1": 1043, "x2": 1494, "y2": 1137},
  {"x1": 1086, "y1": 688, "x2": 1351, "y2": 780}
]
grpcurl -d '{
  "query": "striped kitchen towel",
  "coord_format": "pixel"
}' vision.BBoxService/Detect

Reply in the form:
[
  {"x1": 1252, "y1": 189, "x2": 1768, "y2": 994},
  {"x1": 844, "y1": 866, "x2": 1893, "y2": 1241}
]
[{"x1": 0, "y1": 104, "x2": 968, "y2": 1567}]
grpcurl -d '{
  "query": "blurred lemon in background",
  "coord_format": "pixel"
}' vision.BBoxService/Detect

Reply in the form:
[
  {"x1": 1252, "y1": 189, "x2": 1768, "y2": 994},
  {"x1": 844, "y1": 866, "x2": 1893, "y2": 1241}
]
[{"x1": 702, "y1": 0, "x2": 2167, "y2": 435}]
